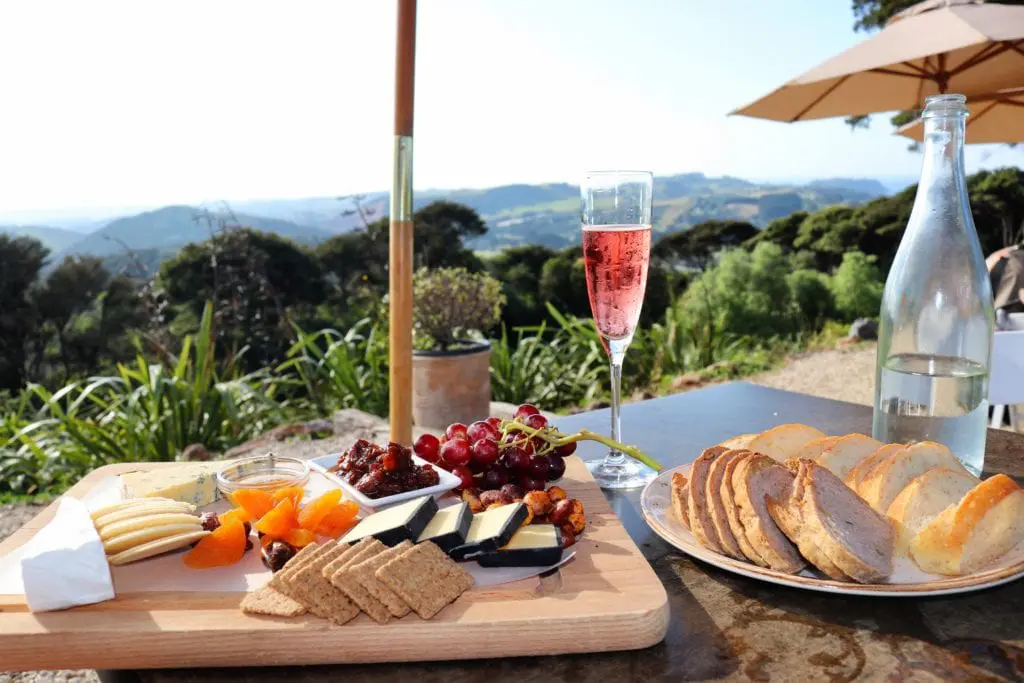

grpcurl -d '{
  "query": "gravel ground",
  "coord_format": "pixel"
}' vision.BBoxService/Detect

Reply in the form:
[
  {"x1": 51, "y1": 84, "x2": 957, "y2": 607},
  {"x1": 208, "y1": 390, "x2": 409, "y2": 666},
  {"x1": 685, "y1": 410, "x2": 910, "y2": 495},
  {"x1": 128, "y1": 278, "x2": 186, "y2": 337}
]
[{"x1": 749, "y1": 342, "x2": 877, "y2": 406}]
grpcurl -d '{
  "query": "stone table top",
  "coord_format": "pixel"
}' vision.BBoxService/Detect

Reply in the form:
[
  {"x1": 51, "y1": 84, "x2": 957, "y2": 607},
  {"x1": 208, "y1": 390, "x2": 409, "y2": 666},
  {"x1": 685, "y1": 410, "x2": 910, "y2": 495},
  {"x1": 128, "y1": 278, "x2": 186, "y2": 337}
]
[{"x1": 133, "y1": 382, "x2": 1024, "y2": 683}]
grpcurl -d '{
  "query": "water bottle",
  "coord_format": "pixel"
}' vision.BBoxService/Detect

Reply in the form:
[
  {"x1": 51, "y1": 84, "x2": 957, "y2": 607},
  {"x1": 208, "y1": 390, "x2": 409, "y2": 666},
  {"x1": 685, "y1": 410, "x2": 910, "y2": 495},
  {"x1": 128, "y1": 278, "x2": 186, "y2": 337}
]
[{"x1": 872, "y1": 93, "x2": 995, "y2": 477}]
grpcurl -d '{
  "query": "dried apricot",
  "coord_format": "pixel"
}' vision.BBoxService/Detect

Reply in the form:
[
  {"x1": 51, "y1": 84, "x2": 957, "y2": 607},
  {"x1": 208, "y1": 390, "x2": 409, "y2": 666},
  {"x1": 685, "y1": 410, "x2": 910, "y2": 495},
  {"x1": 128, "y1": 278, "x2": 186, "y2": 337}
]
[
  {"x1": 184, "y1": 519, "x2": 246, "y2": 569},
  {"x1": 220, "y1": 507, "x2": 250, "y2": 527},
  {"x1": 228, "y1": 489, "x2": 275, "y2": 520},
  {"x1": 254, "y1": 498, "x2": 298, "y2": 539},
  {"x1": 272, "y1": 486, "x2": 304, "y2": 509},
  {"x1": 314, "y1": 501, "x2": 359, "y2": 538},
  {"x1": 282, "y1": 527, "x2": 317, "y2": 548},
  {"x1": 297, "y1": 489, "x2": 343, "y2": 531}
]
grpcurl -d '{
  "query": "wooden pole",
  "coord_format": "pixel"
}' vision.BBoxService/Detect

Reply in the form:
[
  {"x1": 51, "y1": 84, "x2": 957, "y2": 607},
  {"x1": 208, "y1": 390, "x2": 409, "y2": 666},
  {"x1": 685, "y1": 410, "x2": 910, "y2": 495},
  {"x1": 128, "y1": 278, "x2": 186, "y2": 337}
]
[{"x1": 389, "y1": 0, "x2": 416, "y2": 444}]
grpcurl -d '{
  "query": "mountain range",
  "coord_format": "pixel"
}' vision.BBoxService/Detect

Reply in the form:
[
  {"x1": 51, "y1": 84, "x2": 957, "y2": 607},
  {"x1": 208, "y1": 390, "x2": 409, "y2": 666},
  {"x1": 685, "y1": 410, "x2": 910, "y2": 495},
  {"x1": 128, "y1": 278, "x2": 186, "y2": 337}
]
[{"x1": 0, "y1": 173, "x2": 890, "y2": 274}]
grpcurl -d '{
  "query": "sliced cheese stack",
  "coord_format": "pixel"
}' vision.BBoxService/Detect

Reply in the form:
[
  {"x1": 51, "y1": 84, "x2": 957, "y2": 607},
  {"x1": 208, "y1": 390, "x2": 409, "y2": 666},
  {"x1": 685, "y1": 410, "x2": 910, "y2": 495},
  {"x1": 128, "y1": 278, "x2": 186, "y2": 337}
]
[
  {"x1": 90, "y1": 498, "x2": 207, "y2": 566},
  {"x1": 340, "y1": 495, "x2": 439, "y2": 547},
  {"x1": 475, "y1": 524, "x2": 563, "y2": 567},
  {"x1": 450, "y1": 502, "x2": 528, "y2": 560}
]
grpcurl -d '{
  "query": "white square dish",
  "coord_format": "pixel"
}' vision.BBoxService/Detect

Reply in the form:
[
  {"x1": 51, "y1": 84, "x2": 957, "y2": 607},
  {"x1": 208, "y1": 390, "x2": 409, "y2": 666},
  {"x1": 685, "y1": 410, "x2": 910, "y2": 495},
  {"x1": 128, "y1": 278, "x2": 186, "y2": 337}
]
[{"x1": 309, "y1": 453, "x2": 460, "y2": 512}]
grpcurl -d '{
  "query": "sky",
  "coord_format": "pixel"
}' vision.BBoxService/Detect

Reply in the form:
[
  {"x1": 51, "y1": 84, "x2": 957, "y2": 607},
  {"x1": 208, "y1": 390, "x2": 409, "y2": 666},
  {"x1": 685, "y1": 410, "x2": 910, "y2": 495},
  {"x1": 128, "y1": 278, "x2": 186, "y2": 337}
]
[{"x1": 0, "y1": 0, "x2": 1021, "y2": 217}]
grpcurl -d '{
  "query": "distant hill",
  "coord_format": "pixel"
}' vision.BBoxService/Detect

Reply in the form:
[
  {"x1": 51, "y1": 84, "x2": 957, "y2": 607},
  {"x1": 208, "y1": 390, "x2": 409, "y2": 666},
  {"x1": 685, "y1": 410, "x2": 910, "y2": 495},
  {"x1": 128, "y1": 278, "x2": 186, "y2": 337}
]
[
  {"x1": 33, "y1": 174, "x2": 890, "y2": 273},
  {"x1": 0, "y1": 225, "x2": 83, "y2": 253},
  {"x1": 53, "y1": 206, "x2": 332, "y2": 268}
]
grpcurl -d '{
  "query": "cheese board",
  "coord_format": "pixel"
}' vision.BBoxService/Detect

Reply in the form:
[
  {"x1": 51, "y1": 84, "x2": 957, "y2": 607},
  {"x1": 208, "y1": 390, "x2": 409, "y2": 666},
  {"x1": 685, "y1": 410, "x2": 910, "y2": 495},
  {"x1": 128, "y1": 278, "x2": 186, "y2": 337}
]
[{"x1": 0, "y1": 454, "x2": 668, "y2": 671}]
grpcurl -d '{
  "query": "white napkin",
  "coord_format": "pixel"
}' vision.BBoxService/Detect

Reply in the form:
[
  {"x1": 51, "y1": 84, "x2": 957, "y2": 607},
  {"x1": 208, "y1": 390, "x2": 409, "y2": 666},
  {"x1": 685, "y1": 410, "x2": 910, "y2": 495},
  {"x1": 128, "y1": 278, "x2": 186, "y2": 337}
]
[{"x1": 19, "y1": 497, "x2": 115, "y2": 612}]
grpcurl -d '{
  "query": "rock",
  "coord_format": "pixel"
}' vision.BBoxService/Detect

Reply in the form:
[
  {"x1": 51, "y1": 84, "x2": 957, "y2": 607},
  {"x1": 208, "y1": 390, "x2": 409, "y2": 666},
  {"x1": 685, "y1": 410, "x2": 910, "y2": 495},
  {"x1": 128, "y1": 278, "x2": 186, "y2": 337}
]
[
  {"x1": 671, "y1": 373, "x2": 705, "y2": 391},
  {"x1": 848, "y1": 318, "x2": 879, "y2": 341}
]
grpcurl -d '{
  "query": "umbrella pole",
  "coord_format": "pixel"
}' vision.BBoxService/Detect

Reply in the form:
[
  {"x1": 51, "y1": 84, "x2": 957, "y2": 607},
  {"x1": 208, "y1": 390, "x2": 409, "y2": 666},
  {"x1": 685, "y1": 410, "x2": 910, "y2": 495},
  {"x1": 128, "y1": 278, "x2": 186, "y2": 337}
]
[{"x1": 389, "y1": 0, "x2": 416, "y2": 444}]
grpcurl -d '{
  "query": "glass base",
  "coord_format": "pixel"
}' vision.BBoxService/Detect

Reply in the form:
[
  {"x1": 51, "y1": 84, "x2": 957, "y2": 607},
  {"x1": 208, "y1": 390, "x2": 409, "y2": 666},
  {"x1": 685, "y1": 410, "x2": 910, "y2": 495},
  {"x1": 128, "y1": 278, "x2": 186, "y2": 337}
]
[{"x1": 587, "y1": 457, "x2": 656, "y2": 490}]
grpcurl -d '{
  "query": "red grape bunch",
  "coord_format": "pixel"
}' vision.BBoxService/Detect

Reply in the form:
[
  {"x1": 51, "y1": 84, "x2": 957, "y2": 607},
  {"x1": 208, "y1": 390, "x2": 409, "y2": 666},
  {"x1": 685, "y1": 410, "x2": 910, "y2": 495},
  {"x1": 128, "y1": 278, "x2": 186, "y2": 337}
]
[{"x1": 412, "y1": 404, "x2": 578, "y2": 493}]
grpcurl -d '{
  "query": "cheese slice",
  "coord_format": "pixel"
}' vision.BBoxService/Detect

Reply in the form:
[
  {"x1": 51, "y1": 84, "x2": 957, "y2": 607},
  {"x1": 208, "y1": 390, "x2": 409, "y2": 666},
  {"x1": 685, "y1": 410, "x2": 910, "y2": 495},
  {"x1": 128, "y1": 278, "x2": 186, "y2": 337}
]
[
  {"x1": 120, "y1": 462, "x2": 226, "y2": 507},
  {"x1": 476, "y1": 525, "x2": 563, "y2": 568},
  {"x1": 449, "y1": 502, "x2": 528, "y2": 560},
  {"x1": 417, "y1": 502, "x2": 472, "y2": 553},
  {"x1": 341, "y1": 495, "x2": 438, "y2": 547}
]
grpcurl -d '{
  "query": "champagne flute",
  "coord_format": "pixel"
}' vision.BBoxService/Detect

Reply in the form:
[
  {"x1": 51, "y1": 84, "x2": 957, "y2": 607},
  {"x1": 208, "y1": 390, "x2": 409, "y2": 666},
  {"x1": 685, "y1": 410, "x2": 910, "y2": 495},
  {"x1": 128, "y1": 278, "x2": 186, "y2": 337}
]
[{"x1": 581, "y1": 171, "x2": 655, "y2": 489}]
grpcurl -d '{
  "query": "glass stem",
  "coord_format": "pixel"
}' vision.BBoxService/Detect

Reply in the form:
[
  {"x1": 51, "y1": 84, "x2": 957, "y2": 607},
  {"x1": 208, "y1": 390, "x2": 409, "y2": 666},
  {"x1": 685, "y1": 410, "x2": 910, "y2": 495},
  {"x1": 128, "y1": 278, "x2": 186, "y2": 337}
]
[{"x1": 606, "y1": 343, "x2": 627, "y2": 466}]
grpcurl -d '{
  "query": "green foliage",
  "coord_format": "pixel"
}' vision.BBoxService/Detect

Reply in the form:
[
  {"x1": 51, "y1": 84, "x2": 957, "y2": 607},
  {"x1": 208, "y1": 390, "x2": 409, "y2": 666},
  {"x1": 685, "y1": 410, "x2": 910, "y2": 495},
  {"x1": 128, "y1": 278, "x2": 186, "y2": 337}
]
[
  {"x1": 787, "y1": 269, "x2": 836, "y2": 328},
  {"x1": 278, "y1": 322, "x2": 389, "y2": 418},
  {"x1": 852, "y1": 0, "x2": 1024, "y2": 32},
  {"x1": 830, "y1": 251, "x2": 884, "y2": 321},
  {"x1": 969, "y1": 168, "x2": 1024, "y2": 250},
  {"x1": 0, "y1": 235, "x2": 48, "y2": 390},
  {"x1": 653, "y1": 220, "x2": 759, "y2": 271},
  {"x1": 1, "y1": 304, "x2": 283, "y2": 495},
  {"x1": 413, "y1": 267, "x2": 506, "y2": 350}
]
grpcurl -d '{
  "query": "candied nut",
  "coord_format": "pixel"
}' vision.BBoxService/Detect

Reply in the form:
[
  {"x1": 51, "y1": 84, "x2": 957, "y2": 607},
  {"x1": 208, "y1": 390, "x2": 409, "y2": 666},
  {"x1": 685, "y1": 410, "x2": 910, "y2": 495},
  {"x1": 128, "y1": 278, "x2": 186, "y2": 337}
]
[
  {"x1": 559, "y1": 525, "x2": 576, "y2": 548},
  {"x1": 520, "y1": 506, "x2": 535, "y2": 527},
  {"x1": 546, "y1": 486, "x2": 568, "y2": 503},
  {"x1": 462, "y1": 489, "x2": 485, "y2": 514},
  {"x1": 566, "y1": 499, "x2": 586, "y2": 535},
  {"x1": 550, "y1": 499, "x2": 572, "y2": 526},
  {"x1": 499, "y1": 483, "x2": 523, "y2": 503},
  {"x1": 199, "y1": 512, "x2": 221, "y2": 532},
  {"x1": 522, "y1": 490, "x2": 552, "y2": 517},
  {"x1": 479, "y1": 490, "x2": 504, "y2": 508}
]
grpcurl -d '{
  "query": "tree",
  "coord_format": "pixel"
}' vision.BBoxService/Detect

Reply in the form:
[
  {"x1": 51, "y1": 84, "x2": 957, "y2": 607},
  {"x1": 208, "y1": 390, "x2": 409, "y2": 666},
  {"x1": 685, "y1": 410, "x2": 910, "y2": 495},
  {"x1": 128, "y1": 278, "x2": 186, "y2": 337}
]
[
  {"x1": 484, "y1": 245, "x2": 558, "y2": 329},
  {"x1": 653, "y1": 220, "x2": 759, "y2": 271},
  {"x1": 160, "y1": 228, "x2": 326, "y2": 369},
  {"x1": 969, "y1": 168, "x2": 1024, "y2": 250},
  {"x1": 745, "y1": 211, "x2": 808, "y2": 252},
  {"x1": 0, "y1": 236, "x2": 47, "y2": 390},
  {"x1": 34, "y1": 256, "x2": 111, "y2": 376},
  {"x1": 793, "y1": 206, "x2": 860, "y2": 270},
  {"x1": 831, "y1": 251, "x2": 884, "y2": 320}
]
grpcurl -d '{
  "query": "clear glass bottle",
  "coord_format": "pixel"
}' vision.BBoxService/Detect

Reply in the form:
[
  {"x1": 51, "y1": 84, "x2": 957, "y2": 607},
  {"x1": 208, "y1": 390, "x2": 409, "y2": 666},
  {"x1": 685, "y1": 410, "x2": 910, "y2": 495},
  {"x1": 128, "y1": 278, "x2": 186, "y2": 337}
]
[{"x1": 872, "y1": 94, "x2": 995, "y2": 476}]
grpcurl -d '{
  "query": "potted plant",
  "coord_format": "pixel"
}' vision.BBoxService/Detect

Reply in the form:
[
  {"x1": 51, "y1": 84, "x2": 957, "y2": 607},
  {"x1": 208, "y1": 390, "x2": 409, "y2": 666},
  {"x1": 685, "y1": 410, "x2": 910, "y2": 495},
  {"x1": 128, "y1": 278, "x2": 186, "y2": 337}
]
[{"x1": 411, "y1": 267, "x2": 506, "y2": 429}]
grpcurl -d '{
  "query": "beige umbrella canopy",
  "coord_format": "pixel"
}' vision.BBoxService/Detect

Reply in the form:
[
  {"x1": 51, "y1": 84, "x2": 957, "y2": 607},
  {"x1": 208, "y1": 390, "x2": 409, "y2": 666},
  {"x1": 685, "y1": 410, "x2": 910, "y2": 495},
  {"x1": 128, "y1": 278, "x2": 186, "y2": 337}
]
[
  {"x1": 896, "y1": 87, "x2": 1024, "y2": 142},
  {"x1": 732, "y1": 0, "x2": 1024, "y2": 122}
]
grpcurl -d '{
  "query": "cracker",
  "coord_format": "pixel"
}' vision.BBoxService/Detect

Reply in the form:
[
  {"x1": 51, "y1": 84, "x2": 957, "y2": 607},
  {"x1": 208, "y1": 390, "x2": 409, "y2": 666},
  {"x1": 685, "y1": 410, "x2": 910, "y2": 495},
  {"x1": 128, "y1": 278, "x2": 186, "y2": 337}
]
[
  {"x1": 288, "y1": 544, "x2": 360, "y2": 625},
  {"x1": 349, "y1": 541, "x2": 413, "y2": 618},
  {"x1": 240, "y1": 584, "x2": 307, "y2": 618},
  {"x1": 322, "y1": 537, "x2": 381, "y2": 579},
  {"x1": 267, "y1": 541, "x2": 322, "y2": 598},
  {"x1": 326, "y1": 540, "x2": 391, "y2": 624},
  {"x1": 375, "y1": 541, "x2": 473, "y2": 619}
]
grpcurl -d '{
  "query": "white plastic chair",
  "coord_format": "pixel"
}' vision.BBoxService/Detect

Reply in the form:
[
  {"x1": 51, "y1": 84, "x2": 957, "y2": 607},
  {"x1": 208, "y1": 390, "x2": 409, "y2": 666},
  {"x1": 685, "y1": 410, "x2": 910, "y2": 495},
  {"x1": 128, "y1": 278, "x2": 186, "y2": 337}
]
[{"x1": 989, "y1": 330, "x2": 1024, "y2": 431}]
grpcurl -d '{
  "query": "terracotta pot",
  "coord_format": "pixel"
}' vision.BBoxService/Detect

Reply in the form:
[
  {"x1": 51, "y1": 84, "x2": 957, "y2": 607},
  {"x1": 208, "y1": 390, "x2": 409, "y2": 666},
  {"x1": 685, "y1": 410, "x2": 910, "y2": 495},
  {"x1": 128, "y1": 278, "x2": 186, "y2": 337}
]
[{"x1": 412, "y1": 341, "x2": 491, "y2": 430}]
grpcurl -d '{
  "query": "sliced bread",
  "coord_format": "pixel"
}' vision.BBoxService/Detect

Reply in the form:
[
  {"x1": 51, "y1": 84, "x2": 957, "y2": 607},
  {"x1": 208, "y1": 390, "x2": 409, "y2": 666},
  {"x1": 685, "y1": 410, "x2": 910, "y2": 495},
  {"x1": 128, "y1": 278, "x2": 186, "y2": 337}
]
[
  {"x1": 720, "y1": 451, "x2": 768, "y2": 567},
  {"x1": 886, "y1": 467, "x2": 978, "y2": 554},
  {"x1": 686, "y1": 446, "x2": 728, "y2": 553},
  {"x1": 719, "y1": 434, "x2": 756, "y2": 450},
  {"x1": 910, "y1": 474, "x2": 1024, "y2": 576},
  {"x1": 744, "y1": 424, "x2": 827, "y2": 462},
  {"x1": 780, "y1": 460, "x2": 894, "y2": 583},
  {"x1": 845, "y1": 443, "x2": 904, "y2": 492},
  {"x1": 792, "y1": 436, "x2": 841, "y2": 462},
  {"x1": 670, "y1": 471, "x2": 690, "y2": 529},
  {"x1": 704, "y1": 450, "x2": 750, "y2": 561},
  {"x1": 731, "y1": 453, "x2": 805, "y2": 573},
  {"x1": 859, "y1": 441, "x2": 967, "y2": 514},
  {"x1": 815, "y1": 433, "x2": 883, "y2": 481}
]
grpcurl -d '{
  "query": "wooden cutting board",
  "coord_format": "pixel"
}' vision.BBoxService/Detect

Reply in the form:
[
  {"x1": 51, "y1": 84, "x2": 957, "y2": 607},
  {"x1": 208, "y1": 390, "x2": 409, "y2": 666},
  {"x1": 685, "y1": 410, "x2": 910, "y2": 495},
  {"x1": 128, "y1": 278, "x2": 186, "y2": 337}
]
[{"x1": 0, "y1": 456, "x2": 668, "y2": 671}]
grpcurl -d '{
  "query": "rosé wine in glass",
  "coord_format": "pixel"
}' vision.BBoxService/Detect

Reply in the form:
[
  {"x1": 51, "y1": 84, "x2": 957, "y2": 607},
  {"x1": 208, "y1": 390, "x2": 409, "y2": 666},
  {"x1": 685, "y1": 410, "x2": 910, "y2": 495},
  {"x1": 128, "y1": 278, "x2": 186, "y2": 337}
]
[
  {"x1": 583, "y1": 224, "x2": 651, "y2": 344},
  {"x1": 580, "y1": 171, "x2": 654, "y2": 490}
]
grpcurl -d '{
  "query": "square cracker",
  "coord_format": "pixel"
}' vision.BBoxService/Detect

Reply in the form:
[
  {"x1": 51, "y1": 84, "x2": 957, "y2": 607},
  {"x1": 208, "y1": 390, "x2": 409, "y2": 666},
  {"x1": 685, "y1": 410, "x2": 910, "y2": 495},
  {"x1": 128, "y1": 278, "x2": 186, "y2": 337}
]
[
  {"x1": 288, "y1": 544, "x2": 360, "y2": 625},
  {"x1": 240, "y1": 584, "x2": 307, "y2": 618},
  {"x1": 327, "y1": 540, "x2": 390, "y2": 624},
  {"x1": 349, "y1": 541, "x2": 414, "y2": 618},
  {"x1": 267, "y1": 541, "x2": 322, "y2": 599},
  {"x1": 322, "y1": 537, "x2": 381, "y2": 580},
  {"x1": 375, "y1": 541, "x2": 473, "y2": 620}
]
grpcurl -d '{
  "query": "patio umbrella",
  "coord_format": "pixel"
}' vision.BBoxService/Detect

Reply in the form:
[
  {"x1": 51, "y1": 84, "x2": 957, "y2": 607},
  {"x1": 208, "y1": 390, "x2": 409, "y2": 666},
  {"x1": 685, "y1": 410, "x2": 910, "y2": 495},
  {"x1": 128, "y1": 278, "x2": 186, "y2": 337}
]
[
  {"x1": 731, "y1": 0, "x2": 1024, "y2": 122},
  {"x1": 895, "y1": 86, "x2": 1024, "y2": 142},
  {"x1": 390, "y1": 0, "x2": 416, "y2": 443}
]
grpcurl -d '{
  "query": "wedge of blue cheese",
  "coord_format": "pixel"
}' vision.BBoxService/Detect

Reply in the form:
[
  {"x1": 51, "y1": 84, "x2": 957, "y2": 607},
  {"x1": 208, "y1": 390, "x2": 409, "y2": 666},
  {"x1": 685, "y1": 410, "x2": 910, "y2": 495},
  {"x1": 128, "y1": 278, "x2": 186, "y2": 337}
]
[
  {"x1": 416, "y1": 502, "x2": 472, "y2": 553},
  {"x1": 120, "y1": 462, "x2": 227, "y2": 507},
  {"x1": 341, "y1": 494, "x2": 438, "y2": 546},
  {"x1": 475, "y1": 524, "x2": 563, "y2": 567},
  {"x1": 449, "y1": 502, "x2": 528, "y2": 560}
]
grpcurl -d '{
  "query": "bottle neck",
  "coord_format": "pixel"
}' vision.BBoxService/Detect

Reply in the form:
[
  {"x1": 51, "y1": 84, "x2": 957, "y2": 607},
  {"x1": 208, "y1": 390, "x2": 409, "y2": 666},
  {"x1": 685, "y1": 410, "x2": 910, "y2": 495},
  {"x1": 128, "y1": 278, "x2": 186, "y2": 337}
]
[{"x1": 917, "y1": 113, "x2": 969, "y2": 204}]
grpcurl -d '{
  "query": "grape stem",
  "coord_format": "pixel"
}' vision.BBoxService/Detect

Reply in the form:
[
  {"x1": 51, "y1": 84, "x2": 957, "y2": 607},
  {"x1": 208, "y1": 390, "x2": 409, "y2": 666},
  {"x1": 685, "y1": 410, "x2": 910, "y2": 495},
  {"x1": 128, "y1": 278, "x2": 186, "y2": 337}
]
[{"x1": 503, "y1": 422, "x2": 663, "y2": 472}]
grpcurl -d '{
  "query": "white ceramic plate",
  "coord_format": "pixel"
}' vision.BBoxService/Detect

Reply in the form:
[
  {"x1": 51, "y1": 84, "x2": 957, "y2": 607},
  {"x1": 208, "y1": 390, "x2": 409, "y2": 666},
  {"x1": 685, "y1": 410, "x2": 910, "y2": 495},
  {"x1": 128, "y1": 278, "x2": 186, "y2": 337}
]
[
  {"x1": 640, "y1": 464, "x2": 1024, "y2": 597},
  {"x1": 309, "y1": 453, "x2": 460, "y2": 512}
]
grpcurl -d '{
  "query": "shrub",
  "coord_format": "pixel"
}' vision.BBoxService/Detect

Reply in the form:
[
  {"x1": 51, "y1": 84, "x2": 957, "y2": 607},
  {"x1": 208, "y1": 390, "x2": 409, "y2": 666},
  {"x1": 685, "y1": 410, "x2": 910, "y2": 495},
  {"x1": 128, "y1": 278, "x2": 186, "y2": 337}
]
[
  {"x1": 831, "y1": 251, "x2": 884, "y2": 320},
  {"x1": 413, "y1": 267, "x2": 506, "y2": 350},
  {"x1": 787, "y1": 269, "x2": 835, "y2": 328}
]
